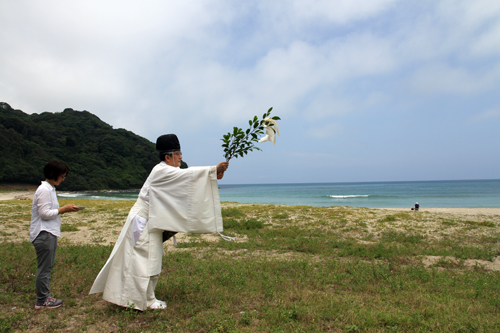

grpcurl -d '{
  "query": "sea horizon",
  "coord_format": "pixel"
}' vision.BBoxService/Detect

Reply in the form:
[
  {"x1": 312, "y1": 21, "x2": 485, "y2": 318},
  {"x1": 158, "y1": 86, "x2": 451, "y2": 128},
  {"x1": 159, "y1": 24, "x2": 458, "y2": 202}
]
[{"x1": 219, "y1": 178, "x2": 500, "y2": 186}]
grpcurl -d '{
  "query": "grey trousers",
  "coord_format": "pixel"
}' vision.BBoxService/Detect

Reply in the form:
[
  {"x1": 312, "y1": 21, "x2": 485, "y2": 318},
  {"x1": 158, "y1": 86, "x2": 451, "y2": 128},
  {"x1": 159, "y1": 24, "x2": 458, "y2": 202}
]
[{"x1": 32, "y1": 231, "x2": 58, "y2": 305}]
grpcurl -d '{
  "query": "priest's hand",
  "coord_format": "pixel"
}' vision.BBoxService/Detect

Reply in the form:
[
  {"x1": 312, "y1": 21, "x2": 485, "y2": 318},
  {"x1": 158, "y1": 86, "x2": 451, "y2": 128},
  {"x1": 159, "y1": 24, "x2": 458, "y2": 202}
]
[
  {"x1": 216, "y1": 162, "x2": 229, "y2": 179},
  {"x1": 217, "y1": 162, "x2": 229, "y2": 173}
]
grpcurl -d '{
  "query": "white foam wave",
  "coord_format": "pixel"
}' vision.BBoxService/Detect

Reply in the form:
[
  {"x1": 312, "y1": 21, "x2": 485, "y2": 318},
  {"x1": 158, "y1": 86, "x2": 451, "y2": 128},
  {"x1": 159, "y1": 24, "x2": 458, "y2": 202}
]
[
  {"x1": 57, "y1": 193, "x2": 84, "y2": 198},
  {"x1": 328, "y1": 195, "x2": 369, "y2": 199}
]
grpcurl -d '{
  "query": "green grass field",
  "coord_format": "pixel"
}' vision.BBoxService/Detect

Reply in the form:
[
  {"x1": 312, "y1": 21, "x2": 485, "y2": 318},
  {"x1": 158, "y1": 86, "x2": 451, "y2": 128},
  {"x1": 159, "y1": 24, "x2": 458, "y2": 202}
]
[{"x1": 1, "y1": 200, "x2": 500, "y2": 332}]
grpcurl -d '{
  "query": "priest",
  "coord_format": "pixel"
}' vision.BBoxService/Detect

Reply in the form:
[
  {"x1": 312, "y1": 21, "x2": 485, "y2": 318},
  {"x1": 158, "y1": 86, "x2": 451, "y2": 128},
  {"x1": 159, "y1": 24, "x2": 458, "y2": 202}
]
[{"x1": 89, "y1": 134, "x2": 229, "y2": 310}]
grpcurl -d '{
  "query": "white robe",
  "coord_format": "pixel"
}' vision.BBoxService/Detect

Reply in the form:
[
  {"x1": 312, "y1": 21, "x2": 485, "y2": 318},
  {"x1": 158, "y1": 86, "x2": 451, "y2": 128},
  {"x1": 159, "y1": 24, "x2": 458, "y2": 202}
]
[
  {"x1": 89, "y1": 163, "x2": 223, "y2": 310},
  {"x1": 148, "y1": 164, "x2": 223, "y2": 234}
]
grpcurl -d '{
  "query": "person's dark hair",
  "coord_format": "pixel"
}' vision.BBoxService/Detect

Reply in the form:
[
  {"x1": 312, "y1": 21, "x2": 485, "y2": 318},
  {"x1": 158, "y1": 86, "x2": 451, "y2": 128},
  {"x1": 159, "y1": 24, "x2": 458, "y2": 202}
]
[
  {"x1": 44, "y1": 160, "x2": 69, "y2": 180},
  {"x1": 159, "y1": 152, "x2": 172, "y2": 162}
]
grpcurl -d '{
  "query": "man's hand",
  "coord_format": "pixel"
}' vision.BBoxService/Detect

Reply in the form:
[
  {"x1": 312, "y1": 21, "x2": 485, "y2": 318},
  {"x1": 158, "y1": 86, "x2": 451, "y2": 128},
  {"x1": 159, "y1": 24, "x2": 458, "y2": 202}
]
[
  {"x1": 216, "y1": 162, "x2": 229, "y2": 173},
  {"x1": 216, "y1": 162, "x2": 229, "y2": 179}
]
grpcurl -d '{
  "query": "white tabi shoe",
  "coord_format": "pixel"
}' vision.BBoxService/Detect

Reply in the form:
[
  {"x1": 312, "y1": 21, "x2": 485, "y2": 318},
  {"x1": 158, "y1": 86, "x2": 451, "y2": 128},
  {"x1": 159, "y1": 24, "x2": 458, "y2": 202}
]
[{"x1": 150, "y1": 299, "x2": 167, "y2": 310}]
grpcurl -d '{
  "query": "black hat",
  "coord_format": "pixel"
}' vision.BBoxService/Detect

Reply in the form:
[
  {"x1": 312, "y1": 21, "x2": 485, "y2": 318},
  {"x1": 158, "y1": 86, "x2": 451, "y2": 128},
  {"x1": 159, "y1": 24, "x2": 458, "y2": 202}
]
[{"x1": 156, "y1": 134, "x2": 181, "y2": 153}]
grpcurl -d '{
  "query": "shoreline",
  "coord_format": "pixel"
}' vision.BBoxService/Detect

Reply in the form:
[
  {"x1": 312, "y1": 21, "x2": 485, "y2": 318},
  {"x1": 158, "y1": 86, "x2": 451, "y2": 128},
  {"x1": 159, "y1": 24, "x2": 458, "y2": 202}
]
[
  {"x1": 383, "y1": 207, "x2": 500, "y2": 215},
  {"x1": 1, "y1": 190, "x2": 499, "y2": 215}
]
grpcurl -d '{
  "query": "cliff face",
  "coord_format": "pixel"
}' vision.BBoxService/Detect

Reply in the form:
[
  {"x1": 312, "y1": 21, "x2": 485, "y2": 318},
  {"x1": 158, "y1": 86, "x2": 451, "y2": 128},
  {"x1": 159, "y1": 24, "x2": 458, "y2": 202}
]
[{"x1": 0, "y1": 102, "x2": 158, "y2": 190}]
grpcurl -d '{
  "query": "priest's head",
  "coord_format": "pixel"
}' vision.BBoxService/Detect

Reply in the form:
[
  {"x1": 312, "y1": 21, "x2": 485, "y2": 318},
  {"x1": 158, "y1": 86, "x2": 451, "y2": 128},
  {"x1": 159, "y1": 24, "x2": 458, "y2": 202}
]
[{"x1": 156, "y1": 134, "x2": 182, "y2": 167}]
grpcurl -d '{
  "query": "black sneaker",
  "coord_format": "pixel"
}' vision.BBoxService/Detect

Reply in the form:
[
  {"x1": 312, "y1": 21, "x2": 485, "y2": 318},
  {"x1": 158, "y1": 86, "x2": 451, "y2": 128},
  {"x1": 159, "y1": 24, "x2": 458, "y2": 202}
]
[{"x1": 34, "y1": 297, "x2": 63, "y2": 309}]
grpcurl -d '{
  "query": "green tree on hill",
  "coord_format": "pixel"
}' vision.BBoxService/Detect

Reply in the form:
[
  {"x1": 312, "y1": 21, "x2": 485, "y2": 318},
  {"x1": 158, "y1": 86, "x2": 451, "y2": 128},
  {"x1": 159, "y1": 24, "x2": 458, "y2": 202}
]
[{"x1": 0, "y1": 102, "x2": 161, "y2": 190}]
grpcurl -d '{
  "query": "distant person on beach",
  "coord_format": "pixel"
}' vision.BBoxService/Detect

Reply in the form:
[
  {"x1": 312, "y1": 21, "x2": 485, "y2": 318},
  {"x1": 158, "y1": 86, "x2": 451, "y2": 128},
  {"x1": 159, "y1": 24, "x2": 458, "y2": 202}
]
[
  {"x1": 411, "y1": 202, "x2": 420, "y2": 211},
  {"x1": 89, "y1": 134, "x2": 229, "y2": 311},
  {"x1": 30, "y1": 160, "x2": 80, "y2": 309}
]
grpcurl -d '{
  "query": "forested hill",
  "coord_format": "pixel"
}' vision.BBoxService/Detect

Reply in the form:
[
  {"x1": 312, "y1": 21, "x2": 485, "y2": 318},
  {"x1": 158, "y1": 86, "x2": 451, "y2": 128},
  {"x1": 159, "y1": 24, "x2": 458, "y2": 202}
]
[{"x1": 0, "y1": 102, "x2": 159, "y2": 190}]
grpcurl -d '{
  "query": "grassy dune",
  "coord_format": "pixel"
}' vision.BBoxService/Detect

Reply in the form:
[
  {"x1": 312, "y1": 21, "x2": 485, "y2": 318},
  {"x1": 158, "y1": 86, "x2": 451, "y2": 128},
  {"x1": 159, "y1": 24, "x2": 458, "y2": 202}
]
[{"x1": 1, "y1": 199, "x2": 500, "y2": 332}]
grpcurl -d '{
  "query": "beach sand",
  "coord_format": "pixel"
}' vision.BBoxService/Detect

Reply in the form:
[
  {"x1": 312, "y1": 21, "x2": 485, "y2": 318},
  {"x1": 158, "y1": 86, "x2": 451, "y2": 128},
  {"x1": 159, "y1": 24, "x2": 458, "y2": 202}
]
[
  {"x1": 384, "y1": 207, "x2": 500, "y2": 216},
  {"x1": 0, "y1": 183, "x2": 37, "y2": 201},
  {"x1": 0, "y1": 191, "x2": 34, "y2": 201}
]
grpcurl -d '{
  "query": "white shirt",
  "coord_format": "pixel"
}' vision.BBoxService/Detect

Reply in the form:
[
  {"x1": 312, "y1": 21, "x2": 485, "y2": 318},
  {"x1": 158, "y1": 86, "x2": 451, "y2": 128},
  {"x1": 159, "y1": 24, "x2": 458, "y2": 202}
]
[{"x1": 30, "y1": 181, "x2": 61, "y2": 242}]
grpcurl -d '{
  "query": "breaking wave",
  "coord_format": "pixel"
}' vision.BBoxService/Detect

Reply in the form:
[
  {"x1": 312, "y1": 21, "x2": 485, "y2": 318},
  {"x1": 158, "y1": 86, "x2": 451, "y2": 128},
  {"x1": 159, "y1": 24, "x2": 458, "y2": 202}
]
[
  {"x1": 328, "y1": 195, "x2": 369, "y2": 199},
  {"x1": 57, "y1": 193, "x2": 84, "y2": 198}
]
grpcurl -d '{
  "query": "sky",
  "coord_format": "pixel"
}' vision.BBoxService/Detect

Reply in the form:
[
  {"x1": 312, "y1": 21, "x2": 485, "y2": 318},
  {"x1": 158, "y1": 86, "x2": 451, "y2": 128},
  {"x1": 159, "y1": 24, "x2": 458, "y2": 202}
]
[{"x1": 1, "y1": 0, "x2": 500, "y2": 184}]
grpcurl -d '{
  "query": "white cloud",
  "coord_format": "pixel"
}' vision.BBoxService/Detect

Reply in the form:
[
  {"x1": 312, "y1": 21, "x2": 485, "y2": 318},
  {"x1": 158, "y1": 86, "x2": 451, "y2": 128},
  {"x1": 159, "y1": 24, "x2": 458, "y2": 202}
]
[
  {"x1": 435, "y1": 0, "x2": 500, "y2": 59},
  {"x1": 306, "y1": 122, "x2": 342, "y2": 139},
  {"x1": 471, "y1": 21, "x2": 500, "y2": 57},
  {"x1": 259, "y1": 0, "x2": 399, "y2": 26},
  {"x1": 409, "y1": 63, "x2": 500, "y2": 95},
  {"x1": 304, "y1": 93, "x2": 354, "y2": 120},
  {"x1": 1, "y1": 0, "x2": 399, "y2": 124},
  {"x1": 0, "y1": 0, "x2": 228, "y2": 113},
  {"x1": 470, "y1": 108, "x2": 500, "y2": 122},
  {"x1": 140, "y1": 31, "x2": 398, "y2": 132},
  {"x1": 437, "y1": 0, "x2": 500, "y2": 32}
]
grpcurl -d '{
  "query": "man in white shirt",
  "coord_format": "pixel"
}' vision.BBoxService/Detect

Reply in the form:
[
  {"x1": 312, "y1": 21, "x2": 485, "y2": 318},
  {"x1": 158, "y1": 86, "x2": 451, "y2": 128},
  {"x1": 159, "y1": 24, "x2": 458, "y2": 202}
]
[
  {"x1": 31, "y1": 161, "x2": 79, "y2": 309},
  {"x1": 90, "y1": 134, "x2": 229, "y2": 310}
]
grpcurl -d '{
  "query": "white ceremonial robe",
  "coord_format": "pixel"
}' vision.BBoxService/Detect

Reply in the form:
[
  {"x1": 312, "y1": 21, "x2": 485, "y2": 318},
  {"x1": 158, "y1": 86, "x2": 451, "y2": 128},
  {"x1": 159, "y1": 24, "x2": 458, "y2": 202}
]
[
  {"x1": 89, "y1": 162, "x2": 223, "y2": 311},
  {"x1": 148, "y1": 163, "x2": 223, "y2": 234}
]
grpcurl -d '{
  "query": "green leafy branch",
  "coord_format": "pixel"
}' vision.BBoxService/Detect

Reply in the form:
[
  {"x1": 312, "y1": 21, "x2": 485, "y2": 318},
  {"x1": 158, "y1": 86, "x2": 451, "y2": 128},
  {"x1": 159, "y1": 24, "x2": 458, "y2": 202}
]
[{"x1": 221, "y1": 107, "x2": 280, "y2": 162}]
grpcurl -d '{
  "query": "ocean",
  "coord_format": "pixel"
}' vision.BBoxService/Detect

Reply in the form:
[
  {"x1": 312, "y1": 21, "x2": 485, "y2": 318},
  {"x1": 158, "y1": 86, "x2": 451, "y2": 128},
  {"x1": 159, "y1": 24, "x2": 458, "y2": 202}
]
[{"x1": 58, "y1": 179, "x2": 500, "y2": 208}]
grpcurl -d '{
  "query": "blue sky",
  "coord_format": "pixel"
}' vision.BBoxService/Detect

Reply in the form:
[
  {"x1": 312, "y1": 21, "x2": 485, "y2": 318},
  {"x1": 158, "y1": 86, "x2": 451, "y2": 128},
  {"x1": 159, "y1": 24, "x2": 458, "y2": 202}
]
[{"x1": 1, "y1": 0, "x2": 499, "y2": 184}]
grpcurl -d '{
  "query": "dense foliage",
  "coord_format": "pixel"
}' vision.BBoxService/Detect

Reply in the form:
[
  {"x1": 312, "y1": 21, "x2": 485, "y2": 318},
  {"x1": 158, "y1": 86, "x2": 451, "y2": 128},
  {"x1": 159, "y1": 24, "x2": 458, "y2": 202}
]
[
  {"x1": 221, "y1": 107, "x2": 280, "y2": 161},
  {"x1": 0, "y1": 102, "x2": 161, "y2": 190}
]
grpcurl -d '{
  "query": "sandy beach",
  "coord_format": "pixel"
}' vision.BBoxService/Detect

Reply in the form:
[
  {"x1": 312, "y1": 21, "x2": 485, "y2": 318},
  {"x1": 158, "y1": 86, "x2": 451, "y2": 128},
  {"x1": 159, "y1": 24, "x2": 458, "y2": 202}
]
[
  {"x1": 0, "y1": 183, "x2": 37, "y2": 201},
  {"x1": 384, "y1": 207, "x2": 500, "y2": 216},
  {"x1": 0, "y1": 191, "x2": 34, "y2": 201}
]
